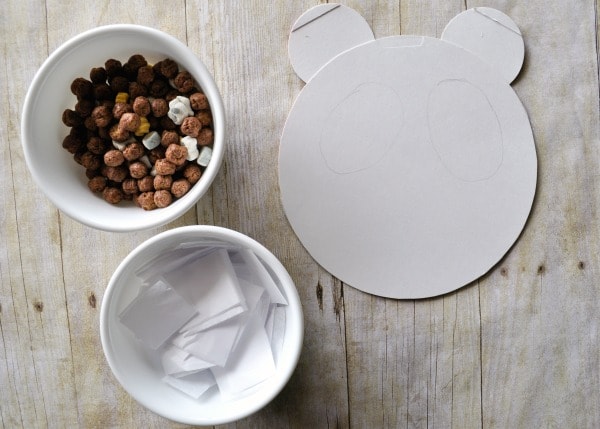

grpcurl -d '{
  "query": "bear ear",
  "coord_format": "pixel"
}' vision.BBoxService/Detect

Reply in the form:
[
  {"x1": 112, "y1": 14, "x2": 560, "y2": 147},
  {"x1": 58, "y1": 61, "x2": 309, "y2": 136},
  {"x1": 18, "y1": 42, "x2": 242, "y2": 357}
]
[
  {"x1": 288, "y1": 3, "x2": 374, "y2": 83},
  {"x1": 441, "y1": 7, "x2": 525, "y2": 84}
]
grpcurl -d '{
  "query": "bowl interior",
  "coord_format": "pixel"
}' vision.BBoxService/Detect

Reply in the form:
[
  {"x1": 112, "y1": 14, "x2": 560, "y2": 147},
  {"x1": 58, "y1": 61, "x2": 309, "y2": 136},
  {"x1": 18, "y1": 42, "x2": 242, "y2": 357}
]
[
  {"x1": 22, "y1": 25, "x2": 224, "y2": 232},
  {"x1": 100, "y1": 226, "x2": 303, "y2": 425}
]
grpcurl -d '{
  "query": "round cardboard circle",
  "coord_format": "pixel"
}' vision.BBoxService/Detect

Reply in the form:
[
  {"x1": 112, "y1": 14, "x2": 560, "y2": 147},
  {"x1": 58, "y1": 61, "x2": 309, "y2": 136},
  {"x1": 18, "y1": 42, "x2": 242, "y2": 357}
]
[
  {"x1": 288, "y1": 3, "x2": 374, "y2": 82},
  {"x1": 441, "y1": 7, "x2": 524, "y2": 83},
  {"x1": 279, "y1": 36, "x2": 537, "y2": 299}
]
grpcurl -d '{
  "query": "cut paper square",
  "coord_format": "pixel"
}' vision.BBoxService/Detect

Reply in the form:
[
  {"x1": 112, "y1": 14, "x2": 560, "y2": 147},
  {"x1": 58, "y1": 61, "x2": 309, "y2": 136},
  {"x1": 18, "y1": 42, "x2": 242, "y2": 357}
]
[
  {"x1": 161, "y1": 344, "x2": 214, "y2": 377},
  {"x1": 182, "y1": 315, "x2": 245, "y2": 367},
  {"x1": 211, "y1": 314, "x2": 276, "y2": 398},
  {"x1": 180, "y1": 304, "x2": 246, "y2": 335},
  {"x1": 119, "y1": 279, "x2": 196, "y2": 350},
  {"x1": 164, "y1": 248, "x2": 246, "y2": 328},
  {"x1": 163, "y1": 370, "x2": 216, "y2": 399},
  {"x1": 229, "y1": 249, "x2": 288, "y2": 305},
  {"x1": 271, "y1": 306, "x2": 287, "y2": 365}
]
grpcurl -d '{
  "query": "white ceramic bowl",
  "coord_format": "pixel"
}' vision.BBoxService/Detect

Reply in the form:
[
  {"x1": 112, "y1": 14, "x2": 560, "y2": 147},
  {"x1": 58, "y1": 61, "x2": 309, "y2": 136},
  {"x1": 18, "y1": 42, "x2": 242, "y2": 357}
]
[
  {"x1": 100, "y1": 225, "x2": 304, "y2": 425},
  {"x1": 21, "y1": 25, "x2": 225, "y2": 232}
]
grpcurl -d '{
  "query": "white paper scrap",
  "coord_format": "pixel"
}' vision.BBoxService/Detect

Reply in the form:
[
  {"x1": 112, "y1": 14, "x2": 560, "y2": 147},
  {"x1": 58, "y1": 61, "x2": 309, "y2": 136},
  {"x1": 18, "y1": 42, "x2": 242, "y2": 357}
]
[
  {"x1": 163, "y1": 370, "x2": 216, "y2": 399},
  {"x1": 135, "y1": 246, "x2": 217, "y2": 282},
  {"x1": 229, "y1": 249, "x2": 288, "y2": 305},
  {"x1": 182, "y1": 315, "x2": 245, "y2": 367},
  {"x1": 164, "y1": 248, "x2": 246, "y2": 328},
  {"x1": 270, "y1": 306, "x2": 287, "y2": 365},
  {"x1": 180, "y1": 304, "x2": 246, "y2": 335},
  {"x1": 119, "y1": 279, "x2": 196, "y2": 350},
  {"x1": 211, "y1": 315, "x2": 276, "y2": 398},
  {"x1": 161, "y1": 344, "x2": 214, "y2": 377}
]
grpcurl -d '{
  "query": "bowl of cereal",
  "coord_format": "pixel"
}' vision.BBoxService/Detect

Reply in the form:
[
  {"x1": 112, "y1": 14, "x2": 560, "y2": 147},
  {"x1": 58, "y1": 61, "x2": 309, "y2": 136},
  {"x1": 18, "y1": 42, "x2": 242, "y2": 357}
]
[
  {"x1": 100, "y1": 225, "x2": 304, "y2": 425},
  {"x1": 21, "y1": 25, "x2": 225, "y2": 232}
]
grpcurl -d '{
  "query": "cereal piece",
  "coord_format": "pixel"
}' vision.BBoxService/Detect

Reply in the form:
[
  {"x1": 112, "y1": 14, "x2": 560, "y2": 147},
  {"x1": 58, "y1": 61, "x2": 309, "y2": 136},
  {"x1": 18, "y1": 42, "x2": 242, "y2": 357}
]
[
  {"x1": 197, "y1": 128, "x2": 214, "y2": 146},
  {"x1": 75, "y1": 99, "x2": 95, "y2": 117},
  {"x1": 148, "y1": 143, "x2": 164, "y2": 159},
  {"x1": 109, "y1": 124, "x2": 130, "y2": 142},
  {"x1": 105, "y1": 59, "x2": 123, "y2": 78},
  {"x1": 112, "y1": 102, "x2": 133, "y2": 119},
  {"x1": 80, "y1": 152, "x2": 101, "y2": 170},
  {"x1": 91, "y1": 105, "x2": 113, "y2": 128},
  {"x1": 154, "y1": 190, "x2": 173, "y2": 208},
  {"x1": 180, "y1": 116, "x2": 201, "y2": 137},
  {"x1": 129, "y1": 82, "x2": 147, "y2": 100},
  {"x1": 142, "y1": 131, "x2": 160, "y2": 150},
  {"x1": 197, "y1": 146, "x2": 212, "y2": 167},
  {"x1": 171, "y1": 178, "x2": 191, "y2": 198},
  {"x1": 160, "y1": 116, "x2": 177, "y2": 131},
  {"x1": 165, "y1": 89, "x2": 180, "y2": 103},
  {"x1": 149, "y1": 79, "x2": 169, "y2": 97},
  {"x1": 147, "y1": 115, "x2": 160, "y2": 131},
  {"x1": 126, "y1": 54, "x2": 147, "y2": 72},
  {"x1": 134, "y1": 116, "x2": 150, "y2": 136},
  {"x1": 154, "y1": 158, "x2": 176, "y2": 175},
  {"x1": 115, "y1": 92, "x2": 129, "y2": 104},
  {"x1": 129, "y1": 161, "x2": 149, "y2": 179},
  {"x1": 71, "y1": 77, "x2": 94, "y2": 99},
  {"x1": 180, "y1": 136, "x2": 199, "y2": 161},
  {"x1": 103, "y1": 149, "x2": 125, "y2": 167},
  {"x1": 150, "y1": 98, "x2": 168, "y2": 117},
  {"x1": 62, "y1": 135, "x2": 83, "y2": 154},
  {"x1": 165, "y1": 144, "x2": 188, "y2": 166},
  {"x1": 122, "y1": 178, "x2": 138, "y2": 195},
  {"x1": 88, "y1": 176, "x2": 107, "y2": 193},
  {"x1": 103, "y1": 187, "x2": 123, "y2": 204},
  {"x1": 189, "y1": 92, "x2": 209, "y2": 110},
  {"x1": 85, "y1": 169, "x2": 98, "y2": 179},
  {"x1": 173, "y1": 70, "x2": 194, "y2": 93},
  {"x1": 160, "y1": 130, "x2": 179, "y2": 147},
  {"x1": 137, "y1": 65, "x2": 154, "y2": 86},
  {"x1": 137, "y1": 192, "x2": 157, "y2": 210},
  {"x1": 93, "y1": 83, "x2": 113, "y2": 101},
  {"x1": 84, "y1": 116, "x2": 98, "y2": 131},
  {"x1": 137, "y1": 175, "x2": 154, "y2": 192},
  {"x1": 98, "y1": 126, "x2": 111, "y2": 140},
  {"x1": 119, "y1": 112, "x2": 141, "y2": 132},
  {"x1": 195, "y1": 110, "x2": 212, "y2": 126},
  {"x1": 90, "y1": 67, "x2": 107, "y2": 84},
  {"x1": 110, "y1": 76, "x2": 129, "y2": 93},
  {"x1": 132, "y1": 96, "x2": 151, "y2": 117},
  {"x1": 62, "y1": 109, "x2": 82, "y2": 127},
  {"x1": 103, "y1": 165, "x2": 128, "y2": 182},
  {"x1": 183, "y1": 163, "x2": 202, "y2": 184},
  {"x1": 167, "y1": 96, "x2": 193, "y2": 125},
  {"x1": 153, "y1": 174, "x2": 173, "y2": 191},
  {"x1": 123, "y1": 142, "x2": 145, "y2": 161},
  {"x1": 153, "y1": 58, "x2": 179, "y2": 79},
  {"x1": 86, "y1": 137, "x2": 107, "y2": 155}
]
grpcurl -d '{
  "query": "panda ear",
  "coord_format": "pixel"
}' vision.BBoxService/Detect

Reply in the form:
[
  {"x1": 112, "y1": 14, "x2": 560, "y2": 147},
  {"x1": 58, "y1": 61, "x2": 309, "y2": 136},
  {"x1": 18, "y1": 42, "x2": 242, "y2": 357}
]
[
  {"x1": 441, "y1": 7, "x2": 525, "y2": 84},
  {"x1": 288, "y1": 3, "x2": 374, "y2": 83}
]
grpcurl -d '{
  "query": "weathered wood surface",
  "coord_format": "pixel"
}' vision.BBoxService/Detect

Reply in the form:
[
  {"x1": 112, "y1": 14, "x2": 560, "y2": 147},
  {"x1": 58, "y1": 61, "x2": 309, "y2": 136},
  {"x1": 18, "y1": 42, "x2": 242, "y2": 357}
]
[{"x1": 1, "y1": 0, "x2": 599, "y2": 427}]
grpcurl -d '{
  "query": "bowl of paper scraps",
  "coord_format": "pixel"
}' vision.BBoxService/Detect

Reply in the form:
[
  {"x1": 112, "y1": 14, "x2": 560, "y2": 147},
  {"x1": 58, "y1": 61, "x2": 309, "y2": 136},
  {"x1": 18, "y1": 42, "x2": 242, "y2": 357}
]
[{"x1": 100, "y1": 225, "x2": 303, "y2": 425}]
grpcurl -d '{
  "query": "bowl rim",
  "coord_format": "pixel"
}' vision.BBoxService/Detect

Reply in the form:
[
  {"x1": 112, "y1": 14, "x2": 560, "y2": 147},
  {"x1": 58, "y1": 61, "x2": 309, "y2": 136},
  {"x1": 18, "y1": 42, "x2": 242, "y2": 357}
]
[
  {"x1": 99, "y1": 225, "x2": 304, "y2": 425},
  {"x1": 21, "y1": 24, "x2": 225, "y2": 232}
]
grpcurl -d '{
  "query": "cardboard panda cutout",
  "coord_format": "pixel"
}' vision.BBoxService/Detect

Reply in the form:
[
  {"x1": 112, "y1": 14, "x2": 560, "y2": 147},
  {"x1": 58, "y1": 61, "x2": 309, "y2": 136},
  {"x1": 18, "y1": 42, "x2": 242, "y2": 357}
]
[{"x1": 279, "y1": 5, "x2": 537, "y2": 299}]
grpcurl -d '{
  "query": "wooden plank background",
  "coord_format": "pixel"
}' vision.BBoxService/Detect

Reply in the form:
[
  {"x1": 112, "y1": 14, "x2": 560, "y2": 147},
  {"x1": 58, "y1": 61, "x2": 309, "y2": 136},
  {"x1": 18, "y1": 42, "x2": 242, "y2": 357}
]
[{"x1": 2, "y1": 0, "x2": 599, "y2": 427}]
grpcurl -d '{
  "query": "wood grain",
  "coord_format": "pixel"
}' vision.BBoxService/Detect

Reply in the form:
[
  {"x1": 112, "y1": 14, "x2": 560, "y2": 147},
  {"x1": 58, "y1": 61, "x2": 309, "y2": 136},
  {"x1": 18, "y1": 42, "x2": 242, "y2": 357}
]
[{"x1": 2, "y1": 0, "x2": 600, "y2": 428}]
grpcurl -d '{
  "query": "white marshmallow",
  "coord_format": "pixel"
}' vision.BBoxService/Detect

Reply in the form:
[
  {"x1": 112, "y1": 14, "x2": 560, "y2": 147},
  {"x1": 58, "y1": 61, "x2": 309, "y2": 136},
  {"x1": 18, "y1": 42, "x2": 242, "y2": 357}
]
[
  {"x1": 180, "y1": 136, "x2": 199, "y2": 161},
  {"x1": 168, "y1": 96, "x2": 193, "y2": 125},
  {"x1": 142, "y1": 131, "x2": 161, "y2": 150},
  {"x1": 197, "y1": 146, "x2": 212, "y2": 167}
]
